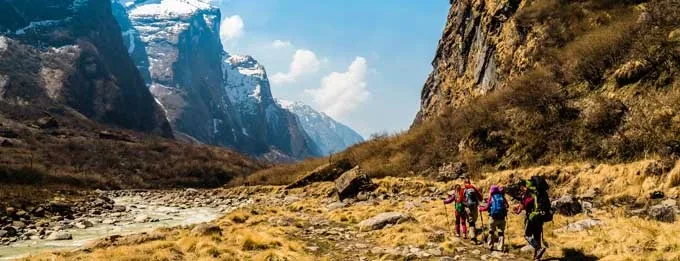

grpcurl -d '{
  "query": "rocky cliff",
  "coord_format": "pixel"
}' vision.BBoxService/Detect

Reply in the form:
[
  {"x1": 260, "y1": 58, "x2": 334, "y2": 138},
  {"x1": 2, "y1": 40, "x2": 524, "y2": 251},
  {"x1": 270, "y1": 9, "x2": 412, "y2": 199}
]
[
  {"x1": 115, "y1": 0, "x2": 321, "y2": 159},
  {"x1": 415, "y1": 0, "x2": 523, "y2": 123},
  {"x1": 277, "y1": 99, "x2": 364, "y2": 156},
  {"x1": 0, "y1": 0, "x2": 171, "y2": 136}
]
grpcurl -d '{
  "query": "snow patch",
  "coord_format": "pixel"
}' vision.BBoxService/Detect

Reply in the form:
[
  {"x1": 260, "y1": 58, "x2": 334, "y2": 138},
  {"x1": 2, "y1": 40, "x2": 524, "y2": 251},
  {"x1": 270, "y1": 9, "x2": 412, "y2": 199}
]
[
  {"x1": 0, "y1": 74, "x2": 8, "y2": 99},
  {"x1": 0, "y1": 37, "x2": 7, "y2": 53},
  {"x1": 129, "y1": 0, "x2": 214, "y2": 18},
  {"x1": 15, "y1": 20, "x2": 63, "y2": 35},
  {"x1": 122, "y1": 29, "x2": 136, "y2": 54},
  {"x1": 212, "y1": 118, "x2": 223, "y2": 135}
]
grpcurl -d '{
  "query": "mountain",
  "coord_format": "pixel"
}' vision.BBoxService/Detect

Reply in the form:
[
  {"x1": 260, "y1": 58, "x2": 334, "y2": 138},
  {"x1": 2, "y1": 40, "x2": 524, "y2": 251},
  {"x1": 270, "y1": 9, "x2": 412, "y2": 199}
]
[
  {"x1": 277, "y1": 100, "x2": 364, "y2": 156},
  {"x1": 0, "y1": 0, "x2": 171, "y2": 136},
  {"x1": 113, "y1": 0, "x2": 321, "y2": 159}
]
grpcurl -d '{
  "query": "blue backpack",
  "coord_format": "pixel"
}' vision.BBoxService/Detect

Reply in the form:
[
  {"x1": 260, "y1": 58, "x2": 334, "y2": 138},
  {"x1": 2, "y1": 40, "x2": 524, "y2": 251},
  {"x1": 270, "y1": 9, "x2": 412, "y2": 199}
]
[{"x1": 489, "y1": 193, "x2": 507, "y2": 219}]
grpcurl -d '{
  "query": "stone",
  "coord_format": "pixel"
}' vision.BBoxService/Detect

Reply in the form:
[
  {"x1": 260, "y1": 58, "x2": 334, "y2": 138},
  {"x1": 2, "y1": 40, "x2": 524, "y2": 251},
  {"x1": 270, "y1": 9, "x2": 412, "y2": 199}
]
[
  {"x1": 578, "y1": 188, "x2": 600, "y2": 201},
  {"x1": 286, "y1": 159, "x2": 354, "y2": 189},
  {"x1": 32, "y1": 207, "x2": 45, "y2": 217},
  {"x1": 47, "y1": 231, "x2": 72, "y2": 240},
  {"x1": 661, "y1": 199, "x2": 678, "y2": 207},
  {"x1": 12, "y1": 221, "x2": 26, "y2": 229},
  {"x1": 75, "y1": 220, "x2": 94, "y2": 229},
  {"x1": 648, "y1": 204, "x2": 676, "y2": 223},
  {"x1": 335, "y1": 166, "x2": 377, "y2": 201},
  {"x1": 134, "y1": 215, "x2": 151, "y2": 223},
  {"x1": 36, "y1": 117, "x2": 59, "y2": 129},
  {"x1": 555, "y1": 219, "x2": 604, "y2": 232},
  {"x1": 669, "y1": 29, "x2": 680, "y2": 42},
  {"x1": 437, "y1": 162, "x2": 468, "y2": 182},
  {"x1": 520, "y1": 245, "x2": 535, "y2": 252},
  {"x1": 326, "y1": 202, "x2": 347, "y2": 211},
  {"x1": 0, "y1": 230, "x2": 7, "y2": 238},
  {"x1": 552, "y1": 195, "x2": 582, "y2": 216},
  {"x1": 112, "y1": 205, "x2": 126, "y2": 212},
  {"x1": 358, "y1": 212, "x2": 414, "y2": 231},
  {"x1": 2, "y1": 227, "x2": 17, "y2": 237},
  {"x1": 190, "y1": 223, "x2": 222, "y2": 236},
  {"x1": 102, "y1": 219, "x2": 117, "y2": 225}
]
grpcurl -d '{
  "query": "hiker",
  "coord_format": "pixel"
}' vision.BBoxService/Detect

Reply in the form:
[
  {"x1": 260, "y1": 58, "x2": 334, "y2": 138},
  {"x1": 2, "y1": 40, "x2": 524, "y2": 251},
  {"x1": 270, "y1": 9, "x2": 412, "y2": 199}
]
[
  {"x1": 463, "y1": 178, "x2": 483, "y2": 242},
  {"x1": 443, "y1": 184, "x2": 468, "y2": 238},
  {"x1": 479, "y1": 185, "x2": 509, "y2": 251},
  {"x1": 514, "y1": 177, "x2": 552, "y2": 261}
]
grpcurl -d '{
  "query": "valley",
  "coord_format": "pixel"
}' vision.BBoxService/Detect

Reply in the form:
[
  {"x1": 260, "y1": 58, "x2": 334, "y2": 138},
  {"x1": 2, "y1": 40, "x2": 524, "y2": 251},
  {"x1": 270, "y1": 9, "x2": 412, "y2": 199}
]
[{"x1": 1, "y1": 0, "x2": 680, "y2": 260}]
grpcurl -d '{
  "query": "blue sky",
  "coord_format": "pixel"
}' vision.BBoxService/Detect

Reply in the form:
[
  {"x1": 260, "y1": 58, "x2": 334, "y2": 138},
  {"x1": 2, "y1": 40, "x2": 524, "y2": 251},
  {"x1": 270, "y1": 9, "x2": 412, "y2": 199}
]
[{"x1": 216, "y1": 0, "x2": 449, "y2": 137}]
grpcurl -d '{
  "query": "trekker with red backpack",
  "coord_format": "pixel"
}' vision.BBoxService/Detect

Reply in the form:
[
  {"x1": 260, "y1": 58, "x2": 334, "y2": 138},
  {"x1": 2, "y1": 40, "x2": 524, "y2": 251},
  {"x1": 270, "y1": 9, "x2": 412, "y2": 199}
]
[
  {"x1": 463, "y1": 178, "x2": 483, "y2": 243},
  {"x1": 514, "y1": 176, "x2": 553, "y2": 261},
  {"x1": 479, "y1": 185, "x2": 509, "y2": 251},
  {"x1": 444, "y1": 184, "x2": 468, "y2": 238}
]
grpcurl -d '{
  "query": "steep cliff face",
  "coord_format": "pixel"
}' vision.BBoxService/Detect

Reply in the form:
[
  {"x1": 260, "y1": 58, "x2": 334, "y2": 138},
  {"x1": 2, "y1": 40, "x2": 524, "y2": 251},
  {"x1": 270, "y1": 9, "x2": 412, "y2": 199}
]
[
  {"x1": 277, "y1": 99, "x2": 364, "y2": 156},
  {"x1": 415, "y1": 0, "x2": 524, "y2": 123},
  {"x1": 116, "y1": 0, "x2": 321, "y2": 159},
  {"x1": 0, "y1": 0, "x2": 172, "y2": 136}
]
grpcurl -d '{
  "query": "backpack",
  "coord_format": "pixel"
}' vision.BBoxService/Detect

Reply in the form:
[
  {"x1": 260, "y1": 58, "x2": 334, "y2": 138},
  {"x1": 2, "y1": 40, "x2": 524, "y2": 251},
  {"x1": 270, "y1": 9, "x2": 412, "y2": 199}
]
[
  {"x1": 464, "y1": 188, "x2": 478, "y2": 207},
  {"x1": 455, "y1": 202, "x2": 465, "y2": 213},
  {"x1": 489, "y1": 193, "x2": 507, "y2": 219},
  {"x1": 527, "y1": 176, "x2": 554, "y2": 222}
]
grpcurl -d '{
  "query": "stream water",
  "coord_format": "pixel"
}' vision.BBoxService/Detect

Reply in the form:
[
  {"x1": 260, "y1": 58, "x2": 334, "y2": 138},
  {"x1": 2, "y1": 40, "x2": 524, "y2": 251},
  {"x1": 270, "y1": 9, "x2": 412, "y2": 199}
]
[{"x1": 0, "y1": 196, "x2": 221, "y2": 260}]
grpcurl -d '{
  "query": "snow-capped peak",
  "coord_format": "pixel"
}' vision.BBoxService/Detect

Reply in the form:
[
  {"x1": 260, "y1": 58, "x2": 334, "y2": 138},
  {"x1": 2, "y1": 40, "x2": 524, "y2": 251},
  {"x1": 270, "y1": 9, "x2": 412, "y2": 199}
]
[
  {"x1": 127, "y1": 0, "x2": 215, "y2": 18},
  {"x1": 276, "y1": 99, "x2": 364, "y2": 155}
]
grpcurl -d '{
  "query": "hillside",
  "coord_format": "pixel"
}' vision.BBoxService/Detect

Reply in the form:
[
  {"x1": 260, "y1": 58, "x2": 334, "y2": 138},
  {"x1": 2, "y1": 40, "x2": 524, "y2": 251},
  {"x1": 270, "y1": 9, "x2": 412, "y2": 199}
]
[{"x1": 249, "y1": 0, "x2": 680, "y2": 184}]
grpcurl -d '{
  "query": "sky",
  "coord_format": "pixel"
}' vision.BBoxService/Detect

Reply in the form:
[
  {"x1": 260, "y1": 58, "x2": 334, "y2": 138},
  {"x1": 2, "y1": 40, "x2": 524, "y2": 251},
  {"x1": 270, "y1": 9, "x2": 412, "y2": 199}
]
[{"x1": 215, "y1": 0, "x2": 450, "y2": 138}]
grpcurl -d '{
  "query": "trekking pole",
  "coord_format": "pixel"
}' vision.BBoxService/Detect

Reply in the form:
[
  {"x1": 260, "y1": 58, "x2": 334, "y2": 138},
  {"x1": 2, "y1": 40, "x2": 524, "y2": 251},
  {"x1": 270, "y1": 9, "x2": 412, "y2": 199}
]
[
  {"x1": 443, "y1": 202, "x2": 454, "y2": 239},
  {"x1": 479, "y1": 189, "x2": 487, "y2": 241}
]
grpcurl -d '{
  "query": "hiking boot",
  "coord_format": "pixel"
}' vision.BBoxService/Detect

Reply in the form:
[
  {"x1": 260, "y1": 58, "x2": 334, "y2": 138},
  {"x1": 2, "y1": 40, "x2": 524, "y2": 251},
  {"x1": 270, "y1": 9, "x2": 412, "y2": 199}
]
[
  {"x1": 455, "y1": 233, "x2": 461, "y2": 238},
  {"x1": 535, "y1": 247, "x2": 547, "y2": 261}
]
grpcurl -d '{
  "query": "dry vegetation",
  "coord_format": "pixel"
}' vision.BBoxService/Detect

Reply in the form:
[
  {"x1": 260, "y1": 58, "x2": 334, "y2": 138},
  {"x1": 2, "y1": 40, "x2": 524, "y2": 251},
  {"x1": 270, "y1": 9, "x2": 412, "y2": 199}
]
[
  {"x1": 27, "y1": 160, "x2": 680, "y2": 260},
  {"x1": 0, "y1": 103, "x2": 265, "y2": 205}
]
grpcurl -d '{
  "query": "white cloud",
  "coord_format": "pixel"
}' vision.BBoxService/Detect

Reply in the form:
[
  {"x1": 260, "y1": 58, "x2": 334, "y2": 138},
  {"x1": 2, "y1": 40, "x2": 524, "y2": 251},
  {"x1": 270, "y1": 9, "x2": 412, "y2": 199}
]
[
  {"x1": 271, "y1": 49, "x2": 320, "y2": 84},
  {"x1": 220, "y1": 15, "x2": 244, "y2": 42},
  {"x1": 271, "y1": 40, "x2": 293, "y2": 49},
  {"x1": 305, "y1": 57, "x2": 370, "y2": 119}
]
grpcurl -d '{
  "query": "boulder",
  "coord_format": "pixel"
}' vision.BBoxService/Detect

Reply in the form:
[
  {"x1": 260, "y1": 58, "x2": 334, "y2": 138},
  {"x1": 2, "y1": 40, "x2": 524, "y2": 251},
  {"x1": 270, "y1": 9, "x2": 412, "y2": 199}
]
[
  {"x1": 555, "y1": 219, "x2": 604, "y2": 233},
  {"x1": 578, "y1": 188, "x2": 600, "y2": 201},
  {"x1": 75, "y1": 220, "x2": 94, "y2": 229},
  {"x1": 552, "y1": 195, "x2": 582, "y2": 216},
  {"x1": 47, "y1": 231, "x2": 72, "y2": 240},
  {"x1": 11, "y1": 221, "x2": 26, "y2": 229},
  {"x1": 286, "y1": 159, "x2": 354, "y2": 189},
  {"x1": 335, "y1": 166, "x2": 377, "y2": 201},
  {"x1": 648, "y1": 204, "x2": 676, "y2": 223},
  {"x1": 36, "y1": 116, "x2": 59, "y2": 129},
  {"x1": 436, "y1": 162, "x2": 468, "y2": 182},
  {"x1": 326, "y1": 202, "x2": 347, "y2": 211},
  {"x1": 190, "y1": 223, "x2": 222, "y2": 236},
  {"x1": 134, "y1": 215, "x2": 151, "y2": 223},
  {"x1": 358, "y1": 212, "x2": 414, "y2": 231}
]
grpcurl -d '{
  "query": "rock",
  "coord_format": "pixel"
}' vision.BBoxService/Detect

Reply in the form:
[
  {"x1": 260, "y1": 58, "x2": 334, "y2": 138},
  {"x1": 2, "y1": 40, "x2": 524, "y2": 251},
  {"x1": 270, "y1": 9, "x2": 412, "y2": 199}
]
[
  {"x1": 0, "y1": 139, "x2": 13, "y2": 147},
  {"x1": 520, "y1": 245, "x2": 534, "y2": 252},
  {"x1": 436, "y1": 162, "x2": 468, "y2": 182},
  {"x1": 75, "y1": 220, "x2": 94, "y2": 229},
  {"x1": 190, "y1": 223, "x2": 222, "y2": 236},
  {"x1": 669, "y1": 29, "x2": 680, "y2": 42},
  {"x1": 648, "y1": 204, "x2": 676, "y2": 223},
  {"x1": 5, "y1": 207, "x2": 16, "y2": 217},
  {"x1": 286, "y1": 159, "x2": 354, "y2": 189},
  {"x1": 134, "y1": 215, "x2": 151, "y2": 223},
  {"x1": 578, "y1": 188, "x2": 600, "y2": 201},
  {"x1": 0, "y1": 128, "x2": 19, "y2": 138},
  {"x1": 613, "y1": 60, "x2": 651, "y2": 85},
  {"x1": 1, "y1": 227, "x2": 17, "y2": 237},
  {"x1": 661, "y1": 199, "x2": 677, "y2": 207},
  {"x1": 552, "y1": 195, "x2": 582, "y2": 216},
  {"x1": 32, "y1": 207, "x2": 45, "y2": 217},
  {"x1": 335, "y1": 166, "x2": 377, "y2": 201},
  {"x1": 47, "y1": 231, "x2": 72, "y2": 240},
  {"x1": 36, "y1": 116, "x2": 59, "y2": 129},
  {"x1": 358, "y1": 212, "x2": 414, "y2": 231},
  {"x1": 102, "y1": 219, "x2": 117, "y2": 225},
  {"x1": 11, "y1": 221, "x2": 26, "y2": 229},
  {"x1": 555, "y1": 219, "x2": 604, "y2": 232},
  {"x1": 112, "y1": 205, "x2": 126, "y2": 212},
  {"x1": 326, "y1": 202, "x2": 347, "y2": 211},
  {"x1": 0, "y1": 230, "x2": 7, "y2": 238}
]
